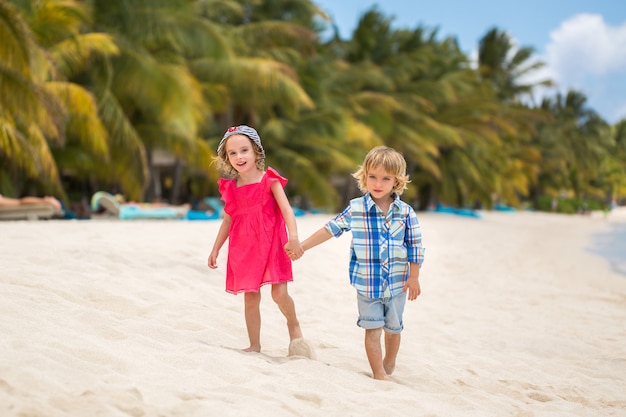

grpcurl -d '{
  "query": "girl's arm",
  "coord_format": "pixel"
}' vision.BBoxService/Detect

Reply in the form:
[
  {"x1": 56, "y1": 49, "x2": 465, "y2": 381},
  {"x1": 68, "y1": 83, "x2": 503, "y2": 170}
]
[
  {"x1": 208, "y1": 213, "x2": 232, "y2": 268},
  {"x1": 270, "y1": 181, "x2": 303, "y2": 257}
]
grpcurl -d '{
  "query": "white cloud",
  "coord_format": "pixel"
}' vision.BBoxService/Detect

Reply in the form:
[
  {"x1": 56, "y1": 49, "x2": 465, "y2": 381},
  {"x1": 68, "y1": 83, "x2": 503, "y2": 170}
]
[
  {"x1": 522, "y1": 14, "x2": 626, "y2": 123},
  {"x1": 546, "y1": 14, "x2": 626, "y2": 83}
]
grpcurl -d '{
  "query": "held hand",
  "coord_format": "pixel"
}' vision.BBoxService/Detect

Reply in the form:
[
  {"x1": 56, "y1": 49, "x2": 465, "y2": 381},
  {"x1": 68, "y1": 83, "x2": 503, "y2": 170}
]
[
  {"x1": 285, "y1": 251, "x2": 299, "y2": 260},
  {"x1": 403, "y1": 276, "x2": 421, "y2": 301},
  {"x1": 284, "y1": 240, "x2": 303, "y2": 260}
]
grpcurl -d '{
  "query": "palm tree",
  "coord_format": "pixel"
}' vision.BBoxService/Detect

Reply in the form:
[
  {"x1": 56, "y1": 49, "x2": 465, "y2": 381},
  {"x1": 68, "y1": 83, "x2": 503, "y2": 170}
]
[
  {"x1": 606, "y1": 119, "x2": 626, "y2": 202},
  {"x1": 191, "y1": 0, "x2": 349, "y2": 208},
  {"x1": 472, "y1": 27, "x2": 555, "y2": 207},
  {"x1": 0, "y1": 0, "x2": 58, "y2": 196},
  {"x1": 535, "y1": 90, "x2": 613, "y2": 202},
  {"x1": 25, "y1": 0, "x2": 129, "y2": 195},
  {"x1": 319, "y1": 8, "x2": 443, "y2": 207},
  {"x1": 478, "y1": 27, "x2": 552, "y2": 104},
  {"x1": 0, "y1": 0, "x2": 109, "y2": 199},
  {"x1": 85, "y1": 0, "x2": 229, "y2": 202},
  {"x1": 333, "y1": 8, "x2": 515, "y2": 209}
]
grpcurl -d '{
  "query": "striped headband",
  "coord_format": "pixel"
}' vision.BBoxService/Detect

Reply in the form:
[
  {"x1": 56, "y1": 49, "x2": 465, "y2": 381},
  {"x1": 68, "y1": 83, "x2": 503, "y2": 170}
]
[{"x1": 217, "y1": 125, "x2": 265, "y2": 159}]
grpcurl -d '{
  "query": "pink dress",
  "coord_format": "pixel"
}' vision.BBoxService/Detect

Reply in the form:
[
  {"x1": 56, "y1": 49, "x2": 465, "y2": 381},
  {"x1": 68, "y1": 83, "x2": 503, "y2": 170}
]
[{"x1": 218, "y1": 167, "x2": 293, "y2": 294}]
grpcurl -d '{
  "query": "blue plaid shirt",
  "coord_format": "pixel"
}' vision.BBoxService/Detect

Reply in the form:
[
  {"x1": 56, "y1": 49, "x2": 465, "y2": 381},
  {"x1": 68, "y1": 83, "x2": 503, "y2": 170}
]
[{"x1": 325, "y1": 193, "x2": 425, "y2": 299}]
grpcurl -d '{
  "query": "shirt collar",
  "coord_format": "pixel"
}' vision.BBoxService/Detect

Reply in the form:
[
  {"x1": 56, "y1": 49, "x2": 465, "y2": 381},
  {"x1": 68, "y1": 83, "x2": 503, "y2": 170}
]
[{"x1": 364, "y1": 192, "x2": 401, "y2": 212}]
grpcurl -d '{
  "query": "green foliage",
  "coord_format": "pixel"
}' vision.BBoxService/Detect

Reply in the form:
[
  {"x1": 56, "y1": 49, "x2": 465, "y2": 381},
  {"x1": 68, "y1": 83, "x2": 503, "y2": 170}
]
[
  {"x1": 535, "y1": 195, "x2": 605, "y2": 214},
  {"x1": 1, "y1": 0, "x2": 625, "y2": 210}
]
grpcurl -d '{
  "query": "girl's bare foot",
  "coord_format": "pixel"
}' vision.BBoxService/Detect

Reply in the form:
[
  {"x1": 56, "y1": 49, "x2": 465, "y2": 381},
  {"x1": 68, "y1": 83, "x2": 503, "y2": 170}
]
[
  {"x1": 242, "y1": 345, "x2": 261, "y2": 353},
  {"x1": 287, "y1": 322, "x2": 303, "y2": 341},
  {"x1": 288, "y1": 338, "x2": 316, "y2": 359}
]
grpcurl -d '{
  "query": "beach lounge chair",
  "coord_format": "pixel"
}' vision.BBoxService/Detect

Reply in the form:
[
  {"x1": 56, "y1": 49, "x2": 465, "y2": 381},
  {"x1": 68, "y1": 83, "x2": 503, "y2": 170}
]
[
  {"x1": 185, "y1": 197, "x2": 223, "y2": 220},
  {"x1": 0, "y1": 204, "x2": 63, "y2": 220},
  {"x1": 91, "y1": 191, "x2": 189, "y2": 220},
  {"x1": 90, "y1": 191, "x2": 120, "y2": 216}
]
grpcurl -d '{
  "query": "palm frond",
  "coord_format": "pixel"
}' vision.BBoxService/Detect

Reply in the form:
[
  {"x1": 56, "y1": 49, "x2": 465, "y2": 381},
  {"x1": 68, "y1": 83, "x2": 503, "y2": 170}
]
[
  {"x1": 50, "y1": 32, "x2": 119, "y2": 78},
  {"x1": 191, "y1": 57, "x2": 314, "y2": 113},
  {"x1": 46, "y1": 81, "x2": 109, "y2": 158}
]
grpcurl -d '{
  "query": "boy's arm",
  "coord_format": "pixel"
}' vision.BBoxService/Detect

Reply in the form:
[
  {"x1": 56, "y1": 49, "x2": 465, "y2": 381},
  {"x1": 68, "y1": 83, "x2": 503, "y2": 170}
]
[
  {"x1": 301, "y1": 228, "x2": 333, "y2": 251},
  {"x1": 403, "y1": 208, "x2": 424, "y2": 300},
  {"x1": 300, "y1": 203, "x2": 352, "y2": 253},
  {"x1": 403, "y1": 261, "x2": 421, "y2": 300}
]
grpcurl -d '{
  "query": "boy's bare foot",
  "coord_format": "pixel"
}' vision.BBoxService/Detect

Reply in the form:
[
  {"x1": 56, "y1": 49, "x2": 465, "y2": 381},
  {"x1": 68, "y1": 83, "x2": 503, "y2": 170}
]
[
  {"x1": 383, "y1": 360, "x2": 396, "y2": 375},
  {"x1": 372, "y1": 371, "x2": 393, "y2": 381}
]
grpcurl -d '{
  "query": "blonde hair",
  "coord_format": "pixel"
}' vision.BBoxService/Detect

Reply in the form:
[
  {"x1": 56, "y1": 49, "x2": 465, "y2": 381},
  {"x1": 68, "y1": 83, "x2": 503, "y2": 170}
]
[
  {"x1": 213, "y1": 134, "x2": 265, "y2": 178},
  {"x1": 352, "y1": 146, "x2": 410, "y2": 195}
]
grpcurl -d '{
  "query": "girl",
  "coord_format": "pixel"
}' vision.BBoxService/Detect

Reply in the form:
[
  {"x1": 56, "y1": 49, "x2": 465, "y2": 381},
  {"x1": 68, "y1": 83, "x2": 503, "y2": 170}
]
[{"x1": 208, "y1": 125, "x2": 314, "y2": 358}]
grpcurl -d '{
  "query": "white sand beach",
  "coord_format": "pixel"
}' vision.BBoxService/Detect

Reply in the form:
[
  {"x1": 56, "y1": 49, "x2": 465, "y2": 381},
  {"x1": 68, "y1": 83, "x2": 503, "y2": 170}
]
[{"x1": 1, "y1": 209, "x2": 626, "y2": 417}]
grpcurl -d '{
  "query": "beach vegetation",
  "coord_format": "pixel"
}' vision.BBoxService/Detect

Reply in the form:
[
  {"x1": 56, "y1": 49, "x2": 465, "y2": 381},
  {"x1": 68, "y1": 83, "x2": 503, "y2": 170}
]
[{"x1": 0, "y1": 0, "x2": 624, "y2": 212}]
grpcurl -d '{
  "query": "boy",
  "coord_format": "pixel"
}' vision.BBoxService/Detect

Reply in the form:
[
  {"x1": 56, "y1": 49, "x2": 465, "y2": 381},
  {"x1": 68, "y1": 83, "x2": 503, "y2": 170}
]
[{"x1": 293, "y1": 146, "x2": 425, "y2": 380}]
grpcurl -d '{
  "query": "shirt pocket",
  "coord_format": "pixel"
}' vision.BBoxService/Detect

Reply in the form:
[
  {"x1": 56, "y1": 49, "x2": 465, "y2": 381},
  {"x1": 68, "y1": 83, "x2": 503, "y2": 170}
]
[{"x1": 388, "y1": 220, "x2": 406, "y2": 240}]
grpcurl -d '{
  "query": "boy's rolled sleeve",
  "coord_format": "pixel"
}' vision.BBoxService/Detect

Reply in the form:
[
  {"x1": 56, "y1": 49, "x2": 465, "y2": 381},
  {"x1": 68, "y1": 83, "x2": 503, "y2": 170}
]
[
  {"x1": 325, "y1": 205, "x2": 352, "y2": 238},
  {"x1": 325, "y1": 221, "x2": 343, "y2": 237}
]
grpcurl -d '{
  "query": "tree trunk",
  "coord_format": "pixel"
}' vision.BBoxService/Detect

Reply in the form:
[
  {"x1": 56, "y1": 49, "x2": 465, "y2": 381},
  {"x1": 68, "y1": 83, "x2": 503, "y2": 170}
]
[
  {"x1": 144, "y1": 149, "x2": 160, "y2": 202},
  {"x1": 170, "y1": 159, "x2": 183, "y2": 204}
]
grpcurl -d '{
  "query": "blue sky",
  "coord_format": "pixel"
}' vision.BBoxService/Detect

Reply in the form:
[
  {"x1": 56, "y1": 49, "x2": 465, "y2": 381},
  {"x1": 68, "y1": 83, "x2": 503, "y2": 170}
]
[{"x1": 313, "y1": 0, "x2": 626, "y2": 124}]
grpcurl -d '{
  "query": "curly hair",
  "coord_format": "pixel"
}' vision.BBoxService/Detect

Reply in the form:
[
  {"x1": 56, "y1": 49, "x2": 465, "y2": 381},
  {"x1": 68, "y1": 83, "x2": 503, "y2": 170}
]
[{"x1": 352, "y1": 146, "x2": 410, "y2": 196}]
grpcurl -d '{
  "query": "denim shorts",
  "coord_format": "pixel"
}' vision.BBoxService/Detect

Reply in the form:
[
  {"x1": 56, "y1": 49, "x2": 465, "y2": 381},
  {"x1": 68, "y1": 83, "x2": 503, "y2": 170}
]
[{"x1": 356, "y1": 291, "x2": 407, "y2": 333}]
